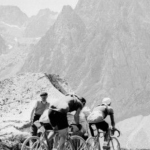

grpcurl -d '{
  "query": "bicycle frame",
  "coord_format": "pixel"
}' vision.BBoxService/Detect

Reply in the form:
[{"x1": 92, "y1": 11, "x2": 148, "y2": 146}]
[
  {"x1": 38, "y1": 126, "x2": 76, "y2": 150},
  {"x1": 87, "y1": 125, "x2": 120, "y2": 150}
]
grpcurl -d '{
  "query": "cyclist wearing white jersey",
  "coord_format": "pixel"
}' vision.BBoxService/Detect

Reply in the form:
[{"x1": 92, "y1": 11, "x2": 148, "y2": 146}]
[{"x1": 87, "y1": 97, "x2": 115, "y2": 150}]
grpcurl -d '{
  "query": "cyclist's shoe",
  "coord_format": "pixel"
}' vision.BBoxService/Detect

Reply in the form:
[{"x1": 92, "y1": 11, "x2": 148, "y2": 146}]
[{"x1": 103, "y1": 142, "x2": 110, "y2": 150}]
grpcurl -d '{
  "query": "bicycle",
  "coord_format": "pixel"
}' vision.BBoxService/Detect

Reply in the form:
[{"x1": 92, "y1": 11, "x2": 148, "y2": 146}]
[
  {"x1": 86, "y1": 125, "x2": 121, "y2": 150},
  {"x1": 21, "y1": 124, "x2": 87, "y2": 150}
]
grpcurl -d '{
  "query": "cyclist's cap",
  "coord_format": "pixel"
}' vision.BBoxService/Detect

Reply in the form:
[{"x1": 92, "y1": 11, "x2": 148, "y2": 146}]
[
  {"x1": 40, "y1": 92, "x2": 48, "y2": 97},
  {"x1": 102, "y1": 97, "x2": 111, "y2": 105}
]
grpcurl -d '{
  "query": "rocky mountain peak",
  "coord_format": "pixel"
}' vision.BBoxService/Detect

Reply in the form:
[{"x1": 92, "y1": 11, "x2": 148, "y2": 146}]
[
  {"x1": 21, "y1": 3, "x2": 86, "y2": 74},
  {"x1": 37, "y1": 8, "x2": 57, "y2": 17},
  {"x1": 23, "y1": 8, "x2": 57, "y2": 37},
  {"x1": 0, "y1": 5, "x2": 28, "y2": 27},
  {"x1": 61, "y1": 5, "x2": 73, "y2": 14}
]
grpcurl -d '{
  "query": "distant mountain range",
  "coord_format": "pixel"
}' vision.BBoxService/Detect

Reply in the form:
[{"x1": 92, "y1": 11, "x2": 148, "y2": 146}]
[
  {"x1": 0, "y1": 5, "x2": 58, "y2": 38},
  {"x1": 24, "y1": 8, "x2": 57, "y2": 37},
  {"x1": 0, "y1": 5, "x2": 28, "y2": 27}
]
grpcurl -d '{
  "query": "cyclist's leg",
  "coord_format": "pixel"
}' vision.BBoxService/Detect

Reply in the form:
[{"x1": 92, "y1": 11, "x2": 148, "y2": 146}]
[
  {"x1": 95, "y1": 121, "x2": 109, "y2": 141},
  {"x1": 49, "y1": 110, "x2": 69, "y2": 150},
  {"x1": 42, "y1": 122, "x2": 55, "y2": 141},
  {"x1": 31, "y1": 114, "x2": 41, "y2": 136},
  {"x1": 42, "y1": 122, "x2": 56, "y2": 149},
  {"x1": 89, "y1": 123, "x2": 95, "y2": 137},
  {"x1": 95, "y1": 121, "x2": 110, "y2": 149},
  {"x1": 48, "y1": 110, "x2": 60, "y2": 149},
  {"x1": 58, "y1": 128, "x2": 68, "y2": 150},
  {"x1": 57, "y1": 112, "x2": 69, "y2": 150}
]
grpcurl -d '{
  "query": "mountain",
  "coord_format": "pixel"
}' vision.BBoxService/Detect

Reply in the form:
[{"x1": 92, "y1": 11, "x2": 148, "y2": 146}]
[
  {"x1": 117, "y1": 115, "x2": 150, "y2": 149},
  {"x1": 0, "y1": 6, "x2": 57, "y2": 40},
  {"x1": 24, "y1": 8, "x2": 57, "y2": 37},
  {"x1": 21, "y1": 5, "x2": 86, "y2": 72},
  {"x1": 21, "y1": 0, "x2": 150, "y2": 122},
  {"x1": 0, "y1": 73, "x2": 72, "y2": 140},
  {"x1": 0, "y1": 73, "x2": 70, "y2": 122},
  {"x1": 0, "y1": 5, "x2": 28, "y2": 48},
  {"x1": 0, "y1": 35, "x2": 7, "y2": 54},
  {"x1": 0, "y1": 5, "x2": 28, "y2": 27}
]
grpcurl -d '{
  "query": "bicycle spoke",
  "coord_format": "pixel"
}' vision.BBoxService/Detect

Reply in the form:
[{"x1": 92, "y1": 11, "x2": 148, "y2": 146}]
[
  {"x1": 109, "y1": 137, "x2": 120, "y2": 150},
  {"x1": 86, "y1": 137, "x2": 98, "y2": 150},
  {"x1": 65, "y1": 141, "x2": 73, "y2": 150},
  {"x1": 71, "y1": 135, "x2": 87, "y2": 150},
  {"x1": 32, "y1": 141, "x2": 40, "y2": 150},
  {"x1": 77, "y1": 142, "x2": 85, "y2": 150}
]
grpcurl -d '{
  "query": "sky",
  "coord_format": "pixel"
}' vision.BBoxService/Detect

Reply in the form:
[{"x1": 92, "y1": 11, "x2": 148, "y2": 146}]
[{"x1": 0, "y1": 0, "x2": 79, "y2": 17}]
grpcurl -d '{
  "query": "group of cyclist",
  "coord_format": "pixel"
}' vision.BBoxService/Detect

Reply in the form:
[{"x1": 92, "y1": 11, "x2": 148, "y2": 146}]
[{"x1": 30, "y1": 92, "x2": 116, "y2": 150}]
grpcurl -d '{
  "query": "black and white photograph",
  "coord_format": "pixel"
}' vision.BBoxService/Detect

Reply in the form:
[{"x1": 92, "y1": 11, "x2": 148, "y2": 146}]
[{"x1": 0, "y1": 0, "x2": 150, "y2": 150}]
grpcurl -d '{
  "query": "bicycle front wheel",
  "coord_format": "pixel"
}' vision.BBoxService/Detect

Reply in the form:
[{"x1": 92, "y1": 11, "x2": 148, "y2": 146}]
[
  {"x1": 109, "y1": 137, "x2": 121, "y2": 150},
  {"x1": 86, "y1": 136, "x2": 99, "y2": 150},
  {"x1": 71, "y1": 135, "x2": 87, "y2": 150},
  {"x1": 65, "y1": 139, "x2": 74, "y2": 150},
  {"x1": 21, "y1": 136, "x2": 48, "y2": 150}
]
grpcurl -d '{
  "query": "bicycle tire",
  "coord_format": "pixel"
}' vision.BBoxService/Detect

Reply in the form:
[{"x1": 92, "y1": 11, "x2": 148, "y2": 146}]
[
  {"x1": 86, "y1": 136, "x2": 99, "y2": 150},
  {"x1": 109, "y1": 137, "x2": 121, "y2": 150},
  {"x1": 65, "y1": 139, "x2": 74, "y2": 150},
  {"x1": 21, "y1": 136, "x2": 48, "y2": 150},
  {"x1": 71, "y1": 135, "x2": 87, "y2": 150}
]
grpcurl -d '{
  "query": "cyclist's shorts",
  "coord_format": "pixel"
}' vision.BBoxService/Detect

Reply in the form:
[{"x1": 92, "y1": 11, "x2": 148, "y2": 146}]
[
  {"x1": 49, "y1": 110, "x2": 68, "y2": 130},
  {"x1": 41, "y1": 122, "x2": 53, "y2": 130},
  {"x1": 89, "y1": 121, "x2": 109, "y2": 136}
]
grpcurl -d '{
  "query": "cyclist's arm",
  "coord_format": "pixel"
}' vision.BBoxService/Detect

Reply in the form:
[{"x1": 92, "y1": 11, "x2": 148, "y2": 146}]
[
  {"x1": 110, "y1": 113, "x2": 115, "y2": 128},
  {"x1": 110, "y1": 114, "x2": 115, "y2": 127},
  {"x1": 30, "y1": 102, "x2": 38, "y2": 122},
  {"x1": 74, "y1": 108, "x2": 81, "y2": 125}
]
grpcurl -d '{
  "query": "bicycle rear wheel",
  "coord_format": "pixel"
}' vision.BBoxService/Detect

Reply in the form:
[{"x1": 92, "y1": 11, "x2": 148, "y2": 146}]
[
  {"x1": 109, "y1": 137, "x2": 121, "y2": 150},
  {"x1": 21, "y1": 136, "x2": 48, "y2": 150},
  {"x1": 86, "y1": 136, "x2": 99, "y2": 150},
  {"x1": 71, "y1": 135, "x2": 87, "y2": 150}
]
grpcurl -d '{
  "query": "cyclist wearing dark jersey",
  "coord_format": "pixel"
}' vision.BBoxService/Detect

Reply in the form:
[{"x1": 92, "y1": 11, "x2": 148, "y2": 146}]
[
  {"x1": 48, "y1": 94, "x2": 86, "y2": 150},
  {"x1": 87, "y1": 97, "x2": 115, "y2": 150}
]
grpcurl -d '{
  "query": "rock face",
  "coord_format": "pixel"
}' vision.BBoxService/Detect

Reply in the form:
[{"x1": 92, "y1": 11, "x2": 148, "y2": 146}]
[
  {"x1": 24, "y1": 9, "x2": 57, "y2": 37},
  {"x1": 21, "y1": 5, "x2": 86, "y2": 75},
  {"x1": 0, "y1": 35, "x2": 6, "y2": 54},
  {"x1": 0, "y1": 73, "x2": 70, "y2": 121},
  {"x1": 117, "y1": 115, "x2": 150, "y2": 149},
  {"x1": 0, "y1": 5, "x2": 28, "y2": 27},
  {"x1": 21, "y1": 0, "x2": 150, "y2": 122},
  {"x1": 0, "y1": 73, "x2": 72, "y2": 139},
  {"x1": 0, "y1": 6, "x2": 57, "y2": 40}
]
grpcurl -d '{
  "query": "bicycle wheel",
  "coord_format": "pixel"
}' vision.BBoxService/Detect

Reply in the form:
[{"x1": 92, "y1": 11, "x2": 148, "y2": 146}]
[
  {"x1": 109, "y1": 137, "x2": 121, "y2": 150},
  {"x1": 65, "y1": 139, "x2": 74, "y2": 150},
  {"x1": 86, "y1": 136, "x2": 99, "y2": 150},
  {"x1": 21, "y1": 136, "x2": 48, "y2": 150},
  {"x1": 71, "y1": 135, "x2": 87, "y2": 150}
]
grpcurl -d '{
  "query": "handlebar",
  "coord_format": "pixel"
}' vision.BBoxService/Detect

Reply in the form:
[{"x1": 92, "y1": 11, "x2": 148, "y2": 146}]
[
  {"x1": 69, "y1": 124, "x2": 82, "y2": 132},
  {"x1": 111, "y1": 128, "x2": 120, "y2": 137}
]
